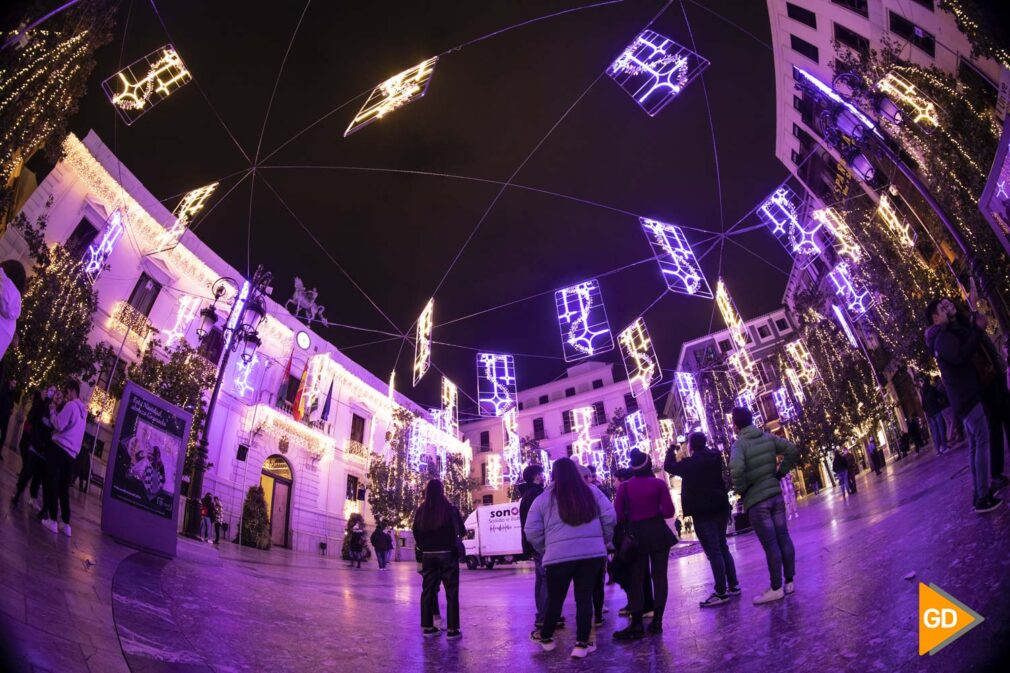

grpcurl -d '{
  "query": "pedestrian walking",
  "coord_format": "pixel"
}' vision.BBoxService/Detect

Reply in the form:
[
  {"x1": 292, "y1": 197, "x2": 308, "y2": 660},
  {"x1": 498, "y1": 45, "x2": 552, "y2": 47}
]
[
  {"x1": 925, "y1": 298, "x2": 1001, "y2": 512},
  {"x1": 213, "y1": 497, "x2": 224, "y2": 544},
  {"x1": 10, "y1": 389, "x2": 52, "y2": 511},
  {"x1": 348, "y1": 522, "x2": 366, "y2": 568},
  {"x1": 781, "y1": 468, "x2": 799, "y2": 520},
  {"x1": 412, "y1": 479, "x2": 465, "y2": 639},
  {"x1": 40, "y1": 380, "x2": 86, "y2": 537},
  {"x1": 729, "y1": 406, "x2": 799, "y2": 605},
  {"x1": 0, "y1": 260, "x2": 25, "y2": 364},
  {"x1": 200, "y1": 492, "x2": 214, "y2": 542},
  {"x1": 832, "y1": 450, "x2": 849, "y2": 498},
  {"x1": 664, "y1": 432, "x2": 739, "y2": 608},
  {"x1": 525, "y1": 457, "x2": 615, "y2": 658},
  {"x1": 867, "y1": 438, "x2": 882, "y2": 475},
  {"x1": 613, "y1": 449, "x2": 676, "y2": 639},
  {"x1": 370, "y1": 523, "x2": 393, "y2": 570},
  {"x1": 920, "y1": 376, "x2": 949, "y2": 455},
  {"x1": 844, "y1": 450, "x2": 858, "y2": 493},
  {"x1": 519, "y1": 464, "x2": 564, "y2": 629}
]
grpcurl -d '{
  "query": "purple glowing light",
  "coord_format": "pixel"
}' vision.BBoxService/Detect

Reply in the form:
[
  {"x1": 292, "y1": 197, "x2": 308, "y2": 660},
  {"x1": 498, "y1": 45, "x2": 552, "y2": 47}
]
[
  {"x1": 554, "y1": 279, "x2": 615, "y2": 362},
  {"x1": 640, "y1": 218, "x2": 713, "y2": 298},
  {"x1": 608, "y1": 30, "x2": 709, "y2": 116}
]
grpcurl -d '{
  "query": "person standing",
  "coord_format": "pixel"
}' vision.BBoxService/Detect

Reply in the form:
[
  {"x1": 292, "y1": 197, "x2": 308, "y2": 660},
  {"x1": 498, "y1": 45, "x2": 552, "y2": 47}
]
[
  {"x1": 832, "y1": 450, "x2": 849, "y2": 499},
  {"x1": 213, "y1": 497, "x2": 224, "y2": 544},
  {"x1": 525, "y1": 458, "x2": 615, "y2": 659},
  {"x1": 729, "y1": 407, "x2": 799, "y2": 605},
  {"x1": 348, "y1": 522, "x2": 366, "y2": 568},
  {"x1": 613, "y1": 449, "x2": 676, "y2": 639},
  {"x1": 610, "y1": 468, "x2": 654, "y2": 619},
  {"x1": 973, "y1": 311, "x2": 1010, "y2": 490},
  {"x1": 40, "y1": 380, "x2": 86, "y2": 537},
  {"x1": 781, "y1": 468, "x2": 799, "y2": 520},
  {"x1": 920, "y1": 376, "x2": 949, "y2": 455},
  {"x1": 578, "y1": 463, "x2": 609, "y2": 628},
  {"x1": 519, "y1": 464, "x2": 561, "y2": 630},
  {"x1": 664, "y1": 432, "x2": 739, "y2": 608},
  {"x1": 867, "y1": 438, "x2": 881, "y2": 476},
  {"x1": 844, "y1": 449, "x2": 858, "y2": 493},
  {"x1": 10, "y1": 389, "x2": 52, "y2": 510},
  {"x1": 412, "y1": 479, "x2": 465, "y2": 639},
  {"x1": 0, "y1": 260, "x2": 25, "y2": 364},
  {"x1": 200, "y1": 492, "x2": 214, "y2": 542},
  {"x1": 370, "y1": 524, "x2": 393, "y2": 570},
  {"x1": 0, "y1": 370, "x2": 16, "y2": 461},
  {"x1": 925, "y1": 298, "x2": 1001, "y2": 512}
]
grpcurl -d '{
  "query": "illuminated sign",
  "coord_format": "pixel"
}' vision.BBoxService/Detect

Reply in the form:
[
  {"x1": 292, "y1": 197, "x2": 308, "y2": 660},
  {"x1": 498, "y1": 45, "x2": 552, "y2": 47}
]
[
  {"x1": 102, "y1": 45, "x2": 192, "y2": 125},
  {"x1": 828, "y1": 263, "x2": 872, "y2": 317},
  {"x1": 618, "y1": 318, "x2": 661, "y2": 398},
  {"x1": 554, "y1": 278, "x2": 614, "y2": 362},
  {"x1": 83, "y1": 209, "x2": 126, "y2": 282},
  {"x1": 609, "y1": 29, "x2": 709, "y2": 116},
  {"x1": 640, "y1": 218, "x2": 713, "y2": 298},
  {"x1": 476, "y1": 352, "x2": 517, "y2": 417},
  {"x1": 413, "y1": 298, "x2": 434, "y2": 386},
  {"x1": 344, "y1": 57, "x2": 438, "y2": 136}
]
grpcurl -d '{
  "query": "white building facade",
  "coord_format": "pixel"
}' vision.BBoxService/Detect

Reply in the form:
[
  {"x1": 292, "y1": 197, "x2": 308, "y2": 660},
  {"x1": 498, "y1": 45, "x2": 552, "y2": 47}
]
[{"x1": 0, "y1": 131, "x2": 470, "y2": 553}]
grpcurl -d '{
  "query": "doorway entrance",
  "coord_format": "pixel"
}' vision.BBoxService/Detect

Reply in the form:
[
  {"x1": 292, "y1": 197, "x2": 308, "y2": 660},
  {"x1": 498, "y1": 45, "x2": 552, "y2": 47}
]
[{"x1": 260, "y1": 455, "x2": 293, "y2": 548}]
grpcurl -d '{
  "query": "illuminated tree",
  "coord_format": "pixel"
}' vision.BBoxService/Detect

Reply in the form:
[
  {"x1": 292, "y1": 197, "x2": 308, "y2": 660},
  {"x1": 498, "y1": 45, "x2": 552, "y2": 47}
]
[
  {"x1": 367, "y1": 407, "x2": 423, "y2": 529},
  {"x1": 237, "y1": 485, "x2": 270, "y2": 549},
  {"x1": 0, "y1": 1, "x2": 117, "y2": 224},
  {"x1": 440, "y1": 453, "x2": 475, "y2": 519}
]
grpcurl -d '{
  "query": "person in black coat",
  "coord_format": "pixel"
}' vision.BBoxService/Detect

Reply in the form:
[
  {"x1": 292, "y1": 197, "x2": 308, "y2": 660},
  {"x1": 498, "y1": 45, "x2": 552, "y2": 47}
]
[
  {"x1": 518, "y1": 464, "x2": 555, "y2": 628},
  {"x1": 0, "y1": 366, "x2": 15, "y2": 461},
  {"x1": 10, "y1": 389, "x2": 53, "y2": 509},
  {"x1": 665, "y1": 433, "x2": 739, "y2": 607},
  {"x1": 412, "y1": 479, "x2": 466, "y2": 638}
]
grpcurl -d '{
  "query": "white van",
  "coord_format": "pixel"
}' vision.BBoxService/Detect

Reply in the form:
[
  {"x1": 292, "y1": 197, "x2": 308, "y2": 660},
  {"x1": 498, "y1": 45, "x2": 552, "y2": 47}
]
[{"x1": 462, "y1": 502, "x2": 527, "y2": 569}]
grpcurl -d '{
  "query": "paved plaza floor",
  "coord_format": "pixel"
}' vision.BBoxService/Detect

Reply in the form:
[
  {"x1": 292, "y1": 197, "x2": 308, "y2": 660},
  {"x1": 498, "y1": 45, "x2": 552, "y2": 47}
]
[{"x1": 1, "y1": 444, "x2": 1009, "y2": 673}]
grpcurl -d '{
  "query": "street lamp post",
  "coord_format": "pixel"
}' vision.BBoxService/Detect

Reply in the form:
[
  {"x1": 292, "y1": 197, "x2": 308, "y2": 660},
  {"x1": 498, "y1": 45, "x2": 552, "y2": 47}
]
[{"x1": 183, "y1": 265, "x2": 272, "y2": 538}]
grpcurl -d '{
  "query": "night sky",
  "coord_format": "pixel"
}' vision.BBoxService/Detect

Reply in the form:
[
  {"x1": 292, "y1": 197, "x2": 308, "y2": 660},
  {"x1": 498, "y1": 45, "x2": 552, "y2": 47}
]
[{"x1": 26, "y1": 0, "x2": 794, "y2": 419}]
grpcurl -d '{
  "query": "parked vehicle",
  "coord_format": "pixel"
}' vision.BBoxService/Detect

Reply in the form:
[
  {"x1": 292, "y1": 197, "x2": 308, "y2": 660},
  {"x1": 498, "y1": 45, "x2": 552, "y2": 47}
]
[{"x1": 462, "y1": 503, "x2": 527, "y2": 569}]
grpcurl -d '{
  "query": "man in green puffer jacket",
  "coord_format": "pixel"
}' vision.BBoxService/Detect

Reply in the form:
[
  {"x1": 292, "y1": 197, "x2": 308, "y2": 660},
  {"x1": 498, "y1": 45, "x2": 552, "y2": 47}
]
[{"x1": 728, "y1": 406, "x2": 799, "y2": 606}]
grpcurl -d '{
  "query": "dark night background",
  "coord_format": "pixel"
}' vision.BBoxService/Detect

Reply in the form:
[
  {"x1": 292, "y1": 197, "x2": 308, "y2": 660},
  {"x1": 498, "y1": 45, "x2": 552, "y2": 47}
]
[{"x1": 8, "y1": 0, "x2": 796, "y2": 418}]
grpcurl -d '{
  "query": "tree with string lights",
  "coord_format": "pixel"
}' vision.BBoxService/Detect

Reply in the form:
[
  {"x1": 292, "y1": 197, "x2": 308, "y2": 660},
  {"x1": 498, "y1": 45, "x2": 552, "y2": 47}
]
[
  {"x1": 367, "y1": 407, "x2": 423, "y2": 529},
  {"x1": 0, "y1": 0, "x2": 117, "y2": 226}
]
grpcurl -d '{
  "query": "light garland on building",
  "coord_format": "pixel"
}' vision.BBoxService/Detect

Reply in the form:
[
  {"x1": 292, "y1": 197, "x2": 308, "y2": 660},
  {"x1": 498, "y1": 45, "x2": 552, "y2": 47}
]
[
  {"x1": 785, "y1": 340, "x2": 818, "y2": 384},
  {"x1": 875, "y1": 71, "x2": 938, "y2": 128},
  {"x1": 476, "y1": 352, "x2": 517, "y2": 417},
  {"x1": 875, "y1": 193, "x2": 916, "y2": 248},
  {"x1": 107, "y1": 300, "x2": 154, "y2": 344},
  {"x1": 101, "y1": 45, "x2": 192, "y2": 125},
  {"x1": 243, "y1": 403, "x2": 336, "y2": 457},
  {"x1": 812, "y1": 207, "x2": 863, "y2": 262},
  {"x1": 618, "y1": 317, "x2": 661, "y2": 398},
  {"x1": 639, "y1": 218, "x2": 713, "y2": 298},
  {"x1": 608, "y1": 29, "x2": 709, "y2": 117},
  {"x1": 554, "y1": 278, "x2": 614, "y2": 361},
  {"x1": 87, "y1": 386, "x2": 116, "y2": 425},
  {"x1": 412, "y1": 298, "x2": 434, "y2": 386},
  {"x1": 344, "y1": 57, "x2": 438, "y2": 136},
  {"x1": 83, "y1": 209, "x2": 125, "y2": 282},
  {"x1": 486, "y1": 454, "x2": 503, "y2": 490}
]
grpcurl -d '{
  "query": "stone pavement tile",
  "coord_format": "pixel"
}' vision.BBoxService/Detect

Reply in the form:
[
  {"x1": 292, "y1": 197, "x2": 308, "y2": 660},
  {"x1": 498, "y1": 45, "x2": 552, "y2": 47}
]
[
  {"x1": 0, "y1": 588, "x2": 25, "y2": 623},
  {"x1": 85, "y1": 648, "x2": 133, "y2": 673}
]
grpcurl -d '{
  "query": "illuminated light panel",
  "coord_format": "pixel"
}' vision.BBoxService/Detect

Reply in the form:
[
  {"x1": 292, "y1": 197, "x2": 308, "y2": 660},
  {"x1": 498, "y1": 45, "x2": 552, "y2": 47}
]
[
  {"x1": 659, "y1": 418, "x2": 676, "y2": 449},
  {"x1": 571, "y1": 406, "x2": 603, "y2": 467},
  {"x1": 233, "y1": 352, "x2": 260, "y2": 399},
  {"x1": 876, "y1": 71, "x2": 939, "y2": 127},
  {"x1": 876, "y1": 194, "x2": 916, "y2": 248},
  {"x1": 156, "y1": 182, "x2": 219, "y2": 250},
  {"x1": 164, "y1": 295, "x2": 200, "y2": 347},
  {"x1": 832, "y1": 304, "x2": 860, "y2": 348},
  {"x1": 554, "y1": 278, "x2": 614, "y2": 362},
  {"x1": 828, "y1": 263, "x2": 872, "y2": 317},
  {"x1": 735, "y1": 389, "x2": 764, "y2": 428},
  {"x1": 476, "y1": 352, "x2": 517, "y2": 417},
  {"x1": 625, "y1": 410, "x2": 653, "y2": 462},
  {"x1": 486, "y1": 454, "x2": 503, "y2": 490},
  {"x1": 412, "y1": 298, "x2": 434, "y2": 386},
  {"x1": 608, "y1": 29, "x2": 710, "y2": 116},
  {"x1": 715, "y1": 279, "x2": 748, "y2": 351},
  {"x1": 784, "y1": 367, "x2": 806, "y2": 404},
  {"x1": 793, "y1": 67, "x2": 880, "y2": 139},
  {"x1": 639, "y1": 218, "x2": 713, "y2": 298},
  {"x1": 502, "y1": 407, "x2": 522, "y2": 484},
  {"x1": 612, "y1": 434, "x2": 631, "y2": 470},
  {"x1": 675, "y1": 371, "x2": 709, "y2": 435},
  {"x1": 618, "y1": 318, "x2": 661, "y2": 398},
  {"x1": 344, "y1": 57, "x2": 438, "y2": 137},
  {"x1": 408, "y1": 419, "x2": 430, "y2": 473},
  {"x1": 772, "y1": 387, "x2": 797, "y2": 423},
  {"x1": 83, "y1": 209, "x2": 126, "y2": 282},
  {"x1": 785, "y1": 341, "x2": 818, "y2": 385},
  {"x1": 759, "y1": 187, "x2": 821, "y2": 257},
  {"x1": 812, "y1": 207, "x2": 862, "y2": 262},
  {"x1": 101, "y1": 45, "x2": 192, "y2": 125},
  {"x1": 540, "y1": 450, "x2": 553, "y2": 483},
  {"x1": 728, "y1": 347, "x2": 761, "y2": 393},
  {"x1": 387, "y1": 370, "x2": 396, "y2": 406},
  {"x1": 441, "y1": 376, "x2": 459, "y2": 436}
]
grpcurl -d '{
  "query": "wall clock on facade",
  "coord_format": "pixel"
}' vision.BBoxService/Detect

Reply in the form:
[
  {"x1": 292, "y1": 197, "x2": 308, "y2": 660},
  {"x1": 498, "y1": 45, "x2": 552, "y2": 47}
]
[{"x1": 296, "y1": 330, "x2": 311, "y2": 350}]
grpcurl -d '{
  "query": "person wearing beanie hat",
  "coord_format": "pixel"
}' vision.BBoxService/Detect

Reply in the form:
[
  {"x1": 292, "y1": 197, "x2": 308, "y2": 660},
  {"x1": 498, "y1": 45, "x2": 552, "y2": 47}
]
[
  {"x1": 613, "y1": 448, "x2": 676, "y2": 639},
  {"x1": 729, "y1": 406, "x2": 799, "y2": 605}
]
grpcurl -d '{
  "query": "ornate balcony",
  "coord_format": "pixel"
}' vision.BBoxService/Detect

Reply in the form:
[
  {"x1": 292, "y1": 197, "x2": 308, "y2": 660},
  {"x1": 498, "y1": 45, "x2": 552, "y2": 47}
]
[
  {"x1": 345, "y1": 440, "x2": 372, "y2": 464},
  {"x1": 108, "y1": 301, "x2": 154, "y2": 348}
]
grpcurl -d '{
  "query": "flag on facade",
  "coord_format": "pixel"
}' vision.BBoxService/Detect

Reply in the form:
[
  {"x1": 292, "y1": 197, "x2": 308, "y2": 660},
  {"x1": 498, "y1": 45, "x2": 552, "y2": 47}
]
[
  {"x1": 276, "y1": 349, "x2": 293, "y2": 403},
  {"x1": 292, "y1": 362, "x2": 309, "y2": 421},
  {"x1": 320, "y1": 379, "x2": 334, "y2": 421}
]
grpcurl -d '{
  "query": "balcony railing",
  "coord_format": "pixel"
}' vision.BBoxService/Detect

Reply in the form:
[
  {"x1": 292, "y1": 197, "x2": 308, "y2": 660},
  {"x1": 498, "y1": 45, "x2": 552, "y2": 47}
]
[
  {"x1": 109, "y1": 301, "x2": 154, "y2": 342},
  {"x1": 345, "y1": 440, "x2": 371, "y2": 463}
]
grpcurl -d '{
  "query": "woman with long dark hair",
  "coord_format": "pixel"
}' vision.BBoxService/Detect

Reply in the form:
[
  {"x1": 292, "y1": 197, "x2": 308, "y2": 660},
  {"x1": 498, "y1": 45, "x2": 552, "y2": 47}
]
[
  {"x1": 524, "y1": 457, "x2": 616, "y2": 659},
  {"x1": 613, "y1": 448, "x2": 676, "y2": 640},
  {"x1": 411, "y1": 479, "x2": 465, "y2": 638}
]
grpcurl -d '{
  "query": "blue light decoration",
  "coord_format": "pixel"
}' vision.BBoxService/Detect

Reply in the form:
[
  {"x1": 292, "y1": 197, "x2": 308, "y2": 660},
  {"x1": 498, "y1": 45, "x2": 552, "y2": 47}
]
[
  {"x1": 608, "y1": 29, "x2": 710, "y2": 117},
  {"x1": 639, "y1": 218, "x2": 713, "y2": 298},
  {"x1": 675, "y1": 371, "x2": 709, "y2": 434},
  {"x1": 476, "y1": 352, "x2": 517, "y2": 417},
  {"x1": 233, "y1": 352, "x2": 259, "y2": 399},
  {"x1": 540, "y1": 449, "x2": 553, "y2": 483},
  {"x1": 828, "y1": 262, "x2": 872, "y2": 318},
  {"x1": 502, "y1": 407, "x2": 522, "y2": 485},
  {"x1": 611, "y1": 434, "x2": 631, "y2": 470},
  {"x1": 735, "y1": 389, "x2": 764, "y2": 428},
  {"x1": 758, "y1": 187, "x2": 822, "y2": 257},
  {"x1": 572, "y1": 406, "x2": 608, "y2": 480},
  {"x1": 772, "y1": 387, "x2": 797, "y2": 423},
  {"x1": 618, "y1": 317, "x2": 661, "y2": 398},
  {"x1": 407, "y1": 418, "x2": 430, "y2": 474},
  {"x1": 83, "y1": 209, "x2": 126, "y2": 282},
  {"x1": 554, "y1": 278, "x2": 615, "y2": 362},
  {"x1": 832, "y1": 304, "x2": 860, "y2": 348},
  {"x1": 784, "y1": 367, "x2": 806, "y2": 404}
]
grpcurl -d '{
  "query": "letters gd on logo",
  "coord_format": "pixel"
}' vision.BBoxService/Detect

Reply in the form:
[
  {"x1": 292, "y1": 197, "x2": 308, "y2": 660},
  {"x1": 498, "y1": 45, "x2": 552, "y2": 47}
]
[{"x1": 918, "y1": 583, "x2": 984, "y2": 656}]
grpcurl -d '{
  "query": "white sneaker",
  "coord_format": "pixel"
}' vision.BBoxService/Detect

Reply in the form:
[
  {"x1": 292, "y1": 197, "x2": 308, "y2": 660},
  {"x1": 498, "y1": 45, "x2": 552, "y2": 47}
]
[
  {"x1": 60, "y1": 523, "x2": 72, "y2": 538},
  {"x1": 41, "y1": 518, "x2": 58, "y2": 533},
  {"x1": 752, "y1": 587, "x2": 785, "y2": 605},
  {"x1": 784, "y1": 581, "x2": 795, "y2": 595},
  {"x1": 571, "y1": 641, "x2": 597, "y2": 658}
]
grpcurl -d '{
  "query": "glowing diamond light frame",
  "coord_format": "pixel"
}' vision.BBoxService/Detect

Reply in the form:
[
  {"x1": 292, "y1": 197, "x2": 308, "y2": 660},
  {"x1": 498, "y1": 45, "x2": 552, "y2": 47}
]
[
  {"x1": 476, "y1": 352, "x2": 517, "y2": 417},
  {"x1": 441, "y1": 376, "x2": 459, "y2": 436},
  {"x1": 828, "y1": 263, "x2": 872, "y2": 318},
  {"x1": 102, "y1": 45, "x2": 192, "y2": 125},
  {"x1": 812, "y1": 207, "x2": 862, "y2": 262},
  {"x1": 157, "y1": 182, "x2": 219, "y2": 250},
  {"x1": 84, "y1": 209, "x2": 126, "y2": 282},
  {"x1": 772, "y1": 387, "x2": 797, "y2": 423},
  {"x1": 554, "y1": 278, "x2": 614, "y2": 362},
  {"x1": 618, "y1": 318, "x2": 661, "y2": 398},
  {"x1": 876, "y1": 71, "x2": 939, "y2": 128},
  {"x1": 640, "y1": 218, "x2": 713, "y2": 298},
  {"x1": 413, "y1": 299, "x2": 434, "y2": 386},
  {"x1": 735, "y1": 389, "x2": 764, "y2": 428},
  {"x1": 675, "y1": 371, "x2": 709, "y2": 435},
  {"x1": 876, "y1": 193, "x2": 916, "y2": 248},
  {"x1": 344, "y1": 56, "x2": 438, "y2": 137},
  {"x1": 502, "y1": 407, "x2": 522, "y2": 485},
  {"x1": 608, "y1": 29, "x2": 710, "y2": 117},
  {"x1": 758, "y1": 187, "x2": 822, "y2": 259},
  {"x1": 785, "y1": 341, "x2": 818, "y2": 385}
]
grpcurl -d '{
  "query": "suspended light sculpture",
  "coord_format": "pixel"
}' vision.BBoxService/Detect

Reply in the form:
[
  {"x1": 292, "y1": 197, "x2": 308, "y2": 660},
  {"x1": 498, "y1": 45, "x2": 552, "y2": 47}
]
[
  {"x1": 441, "y1": 376, "x2": 459, "y2": 436},
  {"x1": 659, "y1": 418, "x2": 676, "y2": 449},
  {"x1": 876, "y1": 71, "x2": 938, "y2": 128},
  {"x1": 728, "y1": 348, "x2": 761, "y2": 394},
  {"x1": 102, "y1": 45, "x2": 192, "y2": 125},
  {"x1": 407, "y1": 418, "x2": 430, "y2": 474},
  {"x1": 83, "y1": 209, "x2": 126, "y2": 282},
  {"x1": 413, "y1": 298, "x2": 434, "y2": 385},
  {"x1": 639, "y1": 218, "x2": 713, "y2": 298},
  {"x1": 832, "y1": 304, "x2": 860, "y2": 348},
  {"x1": 344, "y1": 57, "x2": 438, "y2": 136},
  {"x1": 772, "y1": 387, "x2": 797, "y2": 423},
  {"x1": 476, "y1": 352, "x2": 517, "y2": 417},
  {"x1": 618, "y1": 318, "x2": 661, "y2": 398},
  {"x1": 785, "y1": 341, "x2": 818, "y2": 384},
  {"x1": 715, "y1": 279, "x2": 748, "y2": 351},
  {"x1": 608, "y1": 29, "x2": 709, "y2": 116},
  {"x1": 812, "y1": 207, "x2": 863, "y2": 262},
  {"x1": 828, "y1": 263, "x2": 872, "y2": 317},
  {"x1": 571, "y1": 406, "x2": 602, "y2": 469},
  {"x1": 554, "y1": 278, "x2": 614, "y2": 362},
  {"x1": 165, "y1": 295, "x2": 200, "y2": 347},
  {"x1": 876, "y1": 193, "x2": 916, "y2": 248},
  {"x1": 735, "y1": 389, "x2": 764, "y2": 428},
  {"x1": 502, "y1": 407, "x2": 522, "y2": 485},
  {"x1": 156, "y1": 182, "x2": 219, "y2": 250},
  {"x1": 784, "y1": 367, "x2": 806, "y2": 404},
  {"x1": 675, "y1": 371, "x2": 709, "y2": 435}
]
